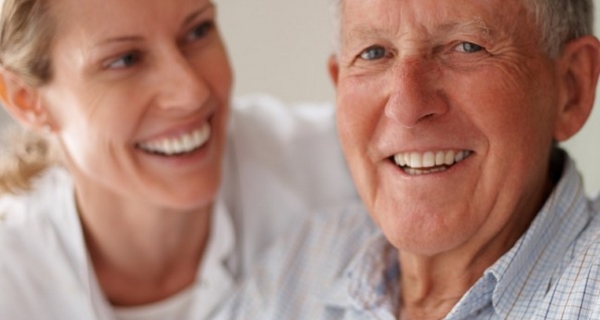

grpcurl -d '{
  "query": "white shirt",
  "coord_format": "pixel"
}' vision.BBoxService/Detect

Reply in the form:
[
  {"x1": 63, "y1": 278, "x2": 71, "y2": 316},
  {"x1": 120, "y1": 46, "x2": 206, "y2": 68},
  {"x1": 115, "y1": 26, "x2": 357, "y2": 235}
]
[
  {"x1": 113, "y1": 199, "x2": 235, "y2": 320},
  {"x1": 0, "y1": 95, "x2": 358, "y2": 320}
]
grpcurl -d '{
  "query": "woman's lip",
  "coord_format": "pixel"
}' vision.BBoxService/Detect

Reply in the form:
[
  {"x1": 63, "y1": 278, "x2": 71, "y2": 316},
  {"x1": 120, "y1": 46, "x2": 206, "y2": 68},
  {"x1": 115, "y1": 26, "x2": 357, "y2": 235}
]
[
  {"x1": 136, "y1": 114, "x2": 214, "y2": 145},
  {"x1": 136, "y1": 121, "x2": 211, "y2": 156}
]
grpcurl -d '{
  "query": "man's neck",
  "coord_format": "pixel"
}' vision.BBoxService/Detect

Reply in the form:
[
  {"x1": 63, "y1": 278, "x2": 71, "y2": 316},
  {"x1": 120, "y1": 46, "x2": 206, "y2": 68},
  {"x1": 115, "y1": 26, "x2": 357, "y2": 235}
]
[
  {"x1": 398, "y1": 185, "x2": 554, "y2": 318},
  {"x1": 398, "y1": 246, "x2": 499, "y2": 319}
]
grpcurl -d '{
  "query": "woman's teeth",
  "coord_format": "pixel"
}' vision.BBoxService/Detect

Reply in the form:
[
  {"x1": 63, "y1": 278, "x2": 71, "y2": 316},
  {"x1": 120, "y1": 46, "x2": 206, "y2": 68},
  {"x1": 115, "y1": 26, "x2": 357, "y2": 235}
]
[
  {"x1": 137, "y1": 123, "x2": 211, "y2": 156},
  {"x1": 393, "y1": 150, "x2": 472, "y2": 174}
]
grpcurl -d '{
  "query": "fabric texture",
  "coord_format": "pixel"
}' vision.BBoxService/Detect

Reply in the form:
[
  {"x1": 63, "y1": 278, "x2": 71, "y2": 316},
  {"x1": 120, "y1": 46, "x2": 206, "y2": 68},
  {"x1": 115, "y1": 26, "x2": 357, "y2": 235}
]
[{"x1": 216, "y1": 157, "x2": 600, "y2": 320}]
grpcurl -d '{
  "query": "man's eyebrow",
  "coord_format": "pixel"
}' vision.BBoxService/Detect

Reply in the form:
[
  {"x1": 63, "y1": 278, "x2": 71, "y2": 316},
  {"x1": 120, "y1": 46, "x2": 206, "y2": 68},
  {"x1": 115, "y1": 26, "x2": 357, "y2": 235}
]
[
  {"x1": 345, "y1": 25, "x2": 386, "y2": 43},
  {"x1": 437, "y1": 18, "x2": 494, "y2": 40}
]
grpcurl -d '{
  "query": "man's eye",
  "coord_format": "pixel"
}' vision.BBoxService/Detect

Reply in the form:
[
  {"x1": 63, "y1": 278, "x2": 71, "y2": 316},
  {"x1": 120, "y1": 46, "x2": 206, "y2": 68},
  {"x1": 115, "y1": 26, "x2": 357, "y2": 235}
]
[
  {"x1": 455, "y1": 42, "x2": 484, "y2": 53},
  {"x1": 186, "y1": 21, "x2": 214, "y2": 42},
  {"x1": 359, "y1": 46, "x2": 387, "y2": 60},
  {"x1": 107, "y1": 52, "x2": 140, "y2": 69}
]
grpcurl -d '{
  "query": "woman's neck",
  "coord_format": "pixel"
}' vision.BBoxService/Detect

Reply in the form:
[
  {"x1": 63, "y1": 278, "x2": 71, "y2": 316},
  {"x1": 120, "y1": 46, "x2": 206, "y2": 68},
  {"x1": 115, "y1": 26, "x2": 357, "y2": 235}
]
[{"x1": 74, "y1": 179, "x2": 212, "y2": 306}]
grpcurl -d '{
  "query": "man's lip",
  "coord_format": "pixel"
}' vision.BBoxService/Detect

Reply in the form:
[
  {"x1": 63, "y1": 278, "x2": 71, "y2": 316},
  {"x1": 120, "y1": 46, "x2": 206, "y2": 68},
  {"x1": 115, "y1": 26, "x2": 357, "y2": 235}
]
[{"x1": 391, "y1": 149, "x2": 473, "y2": 169}]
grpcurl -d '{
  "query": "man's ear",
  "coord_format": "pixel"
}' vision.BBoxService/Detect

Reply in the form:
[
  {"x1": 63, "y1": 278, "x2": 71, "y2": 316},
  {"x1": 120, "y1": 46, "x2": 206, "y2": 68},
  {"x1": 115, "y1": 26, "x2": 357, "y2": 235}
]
[
  {"x1": 554, "y1": 35, "x2": 600, "y2": 142},
  {"x1": 328, "y1": 54, "x2": 340, "y2": 87},
  {"x1": 0, "y1": 68, "x2": 49, "y2": 131}
]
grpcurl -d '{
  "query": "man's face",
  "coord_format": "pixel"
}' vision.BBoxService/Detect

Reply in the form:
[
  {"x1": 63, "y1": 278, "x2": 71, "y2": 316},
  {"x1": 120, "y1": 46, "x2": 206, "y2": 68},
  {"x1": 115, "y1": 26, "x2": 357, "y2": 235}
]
[{"x1": 333, "y1": 0, "x2": 564, "y2": 255}]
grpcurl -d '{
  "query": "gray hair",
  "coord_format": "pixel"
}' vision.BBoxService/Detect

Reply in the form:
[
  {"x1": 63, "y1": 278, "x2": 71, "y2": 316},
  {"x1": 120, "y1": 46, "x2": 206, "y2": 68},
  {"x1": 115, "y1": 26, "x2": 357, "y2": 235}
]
[
  {"x1": 530, "y1": 0, "x2": 595, "y2": 56},
  {"x1": 330, "y1": 0, "x2": 595, "y2": 58}
]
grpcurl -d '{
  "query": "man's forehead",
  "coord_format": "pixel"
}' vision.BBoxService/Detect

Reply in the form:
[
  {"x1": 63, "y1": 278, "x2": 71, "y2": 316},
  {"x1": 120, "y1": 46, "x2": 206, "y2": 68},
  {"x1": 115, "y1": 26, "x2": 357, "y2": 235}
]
[
  {"x1": 344, "y1": 18, "x2": 496, "y2": 43},
  {"x1": 340, "y1": 0, "x2": 529, "y2": 40}
]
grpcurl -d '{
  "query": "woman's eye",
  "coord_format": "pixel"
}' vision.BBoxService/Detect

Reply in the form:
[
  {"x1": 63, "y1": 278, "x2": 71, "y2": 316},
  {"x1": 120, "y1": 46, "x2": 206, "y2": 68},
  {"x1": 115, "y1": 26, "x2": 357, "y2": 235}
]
[
  {"x1": 359, "y1": 45, "x2": 387, "y2": 60},
  {"x1": 186, "y1": 21, "x2": 214, "y2": 42},
  {"x1": 455, "y1": 42, "x2": 484, "y2": 53},
  {"x1": 106, "y1": 52, "x2": 140, "y2": 69}
]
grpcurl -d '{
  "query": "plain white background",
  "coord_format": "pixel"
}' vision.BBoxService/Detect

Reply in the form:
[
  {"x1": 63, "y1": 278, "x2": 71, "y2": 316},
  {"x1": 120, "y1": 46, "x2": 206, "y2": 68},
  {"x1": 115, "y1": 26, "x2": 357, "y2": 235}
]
[
  {"x1": 216, "y1": 0, "x2": 600, "y2": 196},
  {"x1": 1, "y1": 0, "x2": 598, "y2": 195}
]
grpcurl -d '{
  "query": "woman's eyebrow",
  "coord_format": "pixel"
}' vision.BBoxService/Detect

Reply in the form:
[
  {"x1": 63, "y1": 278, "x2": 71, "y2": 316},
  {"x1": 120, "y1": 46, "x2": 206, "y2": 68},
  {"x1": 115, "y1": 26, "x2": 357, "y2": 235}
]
[{"x1": 182, "y1": 2, "x2": 215, "y2": 28}]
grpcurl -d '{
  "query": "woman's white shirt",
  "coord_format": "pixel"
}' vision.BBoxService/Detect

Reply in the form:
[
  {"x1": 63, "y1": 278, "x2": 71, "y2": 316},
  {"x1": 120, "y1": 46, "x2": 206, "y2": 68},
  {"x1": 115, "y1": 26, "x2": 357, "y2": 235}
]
[
  {"x1": 222, "y1": 95, "x2": 358, "y2": 274},
  {"x1": 0, "y1": 95, "x2": 358, "y2": 320},
  {"x1": 113, "y1": 200, "x2": 235, "y2": 320},
  {"x1": 0, "y1": 166, "x2": 238, "y2": 320}
]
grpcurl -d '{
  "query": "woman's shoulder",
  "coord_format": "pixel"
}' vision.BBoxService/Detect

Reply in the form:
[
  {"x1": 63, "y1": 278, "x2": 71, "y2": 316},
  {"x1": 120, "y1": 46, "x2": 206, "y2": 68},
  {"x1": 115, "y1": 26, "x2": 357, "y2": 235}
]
[
  {"x1": 0, "y1": 166, "x2": 85, "y2": 309},
  {"x1": 0, "y1": 166, "x2": 72, "y2": 227}
]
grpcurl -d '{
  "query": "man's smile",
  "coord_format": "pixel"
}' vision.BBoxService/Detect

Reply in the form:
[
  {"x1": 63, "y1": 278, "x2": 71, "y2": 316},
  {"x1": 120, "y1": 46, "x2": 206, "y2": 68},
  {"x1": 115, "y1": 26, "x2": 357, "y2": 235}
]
[{"x1": 392, "y1": 150, "x2": 473, "y2": 175}]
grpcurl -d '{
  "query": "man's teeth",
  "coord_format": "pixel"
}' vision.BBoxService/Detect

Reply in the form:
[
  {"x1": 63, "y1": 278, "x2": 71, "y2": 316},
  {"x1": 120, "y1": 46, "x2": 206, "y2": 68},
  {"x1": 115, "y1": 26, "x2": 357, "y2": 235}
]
[
  {"x1": 138, "y1": 123, "x2": 211, "y2": 155},
  {"x1": 393, "y1": 150, "x2": 472, "y2": 169}
]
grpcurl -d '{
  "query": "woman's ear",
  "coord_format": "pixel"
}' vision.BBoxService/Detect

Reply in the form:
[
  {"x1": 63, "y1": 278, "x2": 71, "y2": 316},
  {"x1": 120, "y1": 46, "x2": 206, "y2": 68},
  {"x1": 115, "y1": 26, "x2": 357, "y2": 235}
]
[
  {"x1": 0, "y1": 68, "x2": 50, "y2": 131},
  {"x1": 553, "y1": 35, "x2": 600, "y2": 142}
]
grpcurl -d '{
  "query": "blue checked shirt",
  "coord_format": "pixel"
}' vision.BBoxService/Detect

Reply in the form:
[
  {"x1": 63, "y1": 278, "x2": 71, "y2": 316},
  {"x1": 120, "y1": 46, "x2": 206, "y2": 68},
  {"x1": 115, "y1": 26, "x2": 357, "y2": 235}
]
[{"x1": 214, "y1": 158, "x2": 600, "y2": 319}]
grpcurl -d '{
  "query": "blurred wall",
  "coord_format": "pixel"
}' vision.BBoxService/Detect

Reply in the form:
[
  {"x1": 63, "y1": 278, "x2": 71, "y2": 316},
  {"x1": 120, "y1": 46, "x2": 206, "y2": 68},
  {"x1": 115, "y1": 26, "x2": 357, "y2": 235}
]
[{"x1": 216, "y1": 0, "x2": 336, "y2": 103}]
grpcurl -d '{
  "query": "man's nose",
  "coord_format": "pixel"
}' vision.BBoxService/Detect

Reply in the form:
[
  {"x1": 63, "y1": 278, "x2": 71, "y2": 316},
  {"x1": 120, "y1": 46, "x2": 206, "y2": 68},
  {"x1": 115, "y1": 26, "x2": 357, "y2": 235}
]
[
  {"x1": 153, "y1": 50, "x2": 210, "y2": 114},
  {"x1": 384, "y1": 57, "x2": 448, "y2": 128}
]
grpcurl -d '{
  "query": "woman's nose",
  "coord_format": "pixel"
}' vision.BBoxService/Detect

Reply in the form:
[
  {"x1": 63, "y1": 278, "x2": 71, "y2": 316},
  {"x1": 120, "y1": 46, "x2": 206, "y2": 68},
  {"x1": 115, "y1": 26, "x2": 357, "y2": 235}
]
[{"x1": 152, "y1": 49, "x2": 210, "y2": 114}]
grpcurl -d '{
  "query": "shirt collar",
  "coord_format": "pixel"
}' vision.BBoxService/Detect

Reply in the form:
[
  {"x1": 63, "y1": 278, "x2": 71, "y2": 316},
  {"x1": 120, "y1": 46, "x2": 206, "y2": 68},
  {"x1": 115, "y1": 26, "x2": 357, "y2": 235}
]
[
  {"x1": 191, "y1": 197, "x2": 237, "y2": 297},
  {"x1": 184, "y1": 198, "x2": 237, "y2": 319},
  {"x1": 324, "y1": 156, "x2": 593, "y2": 319},
  {"x1": 204, "y1": 199, "x2": 236, "y2": 272},
  {"x1": 484, "y1": 157, "x2": 592, "y2": 318},
  {"x1": 324, "y1": 229, "x2": 400, "y2": 314}
]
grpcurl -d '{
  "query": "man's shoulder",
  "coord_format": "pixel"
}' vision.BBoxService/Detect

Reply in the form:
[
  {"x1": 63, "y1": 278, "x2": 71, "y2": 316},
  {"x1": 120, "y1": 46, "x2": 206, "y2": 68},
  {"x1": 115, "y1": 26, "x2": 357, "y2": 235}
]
[
  {"x1": 571, "y1": 209, "x2": 600, "y2": 266},
  {"x1": 265, "y1": 200, "x2": 377, "y2": 274},
  {"x1": 310, "y1": 200, "x2": 379, "y2": 243},
  {"x1": 540, "y1": 217, "x2": 600, "y2": 318},
  {"x1": 257, "y1": 202, "x2": 375, "y2": 287},
  {"x1": 216, "y1": 200, "x2": 377, "y2": 319}
]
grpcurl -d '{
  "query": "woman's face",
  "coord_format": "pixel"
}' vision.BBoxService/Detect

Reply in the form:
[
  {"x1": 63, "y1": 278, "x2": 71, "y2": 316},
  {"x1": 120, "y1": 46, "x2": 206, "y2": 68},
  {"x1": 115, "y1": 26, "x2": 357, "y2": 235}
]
[{"x1": 38, "y1": 0, "x2": 232, "y2": 210}]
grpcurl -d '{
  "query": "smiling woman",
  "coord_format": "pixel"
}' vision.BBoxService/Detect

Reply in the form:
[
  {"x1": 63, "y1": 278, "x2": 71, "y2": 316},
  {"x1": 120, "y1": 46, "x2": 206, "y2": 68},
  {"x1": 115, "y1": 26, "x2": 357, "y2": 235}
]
[{"x1": 0, "y1": 0, "x2": 357, "y2": 319}]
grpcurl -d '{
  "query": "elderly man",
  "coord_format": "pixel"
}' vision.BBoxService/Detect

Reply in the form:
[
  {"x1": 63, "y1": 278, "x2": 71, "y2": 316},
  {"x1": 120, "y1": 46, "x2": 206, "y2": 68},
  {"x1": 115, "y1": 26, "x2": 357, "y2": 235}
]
[{"x1": 215, "y1": 0, "x2": 600, "y2": 319}]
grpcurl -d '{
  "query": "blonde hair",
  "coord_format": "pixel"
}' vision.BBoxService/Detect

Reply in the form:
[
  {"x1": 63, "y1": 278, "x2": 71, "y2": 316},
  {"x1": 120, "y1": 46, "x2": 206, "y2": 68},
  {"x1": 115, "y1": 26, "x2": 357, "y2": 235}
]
[
  {"x1": 0, "y1": 0, "x2": 58, "y2": 195},
  {"x1": 0, "y1": 126, "x2": 58, "y2": 194}
]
